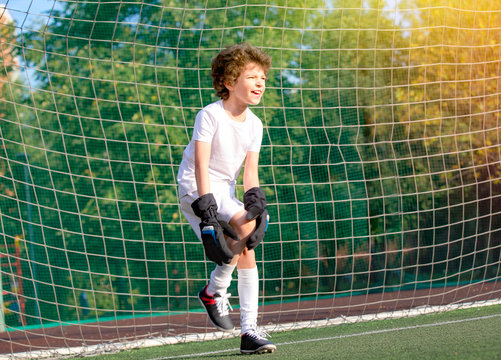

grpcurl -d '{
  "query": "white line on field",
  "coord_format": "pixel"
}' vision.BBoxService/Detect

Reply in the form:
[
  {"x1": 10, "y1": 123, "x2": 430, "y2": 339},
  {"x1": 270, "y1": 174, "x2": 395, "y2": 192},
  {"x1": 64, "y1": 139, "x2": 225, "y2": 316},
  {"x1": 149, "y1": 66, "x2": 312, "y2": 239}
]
[{"x1": 151, "y1": 312, "x2": 501, "y2": 359}]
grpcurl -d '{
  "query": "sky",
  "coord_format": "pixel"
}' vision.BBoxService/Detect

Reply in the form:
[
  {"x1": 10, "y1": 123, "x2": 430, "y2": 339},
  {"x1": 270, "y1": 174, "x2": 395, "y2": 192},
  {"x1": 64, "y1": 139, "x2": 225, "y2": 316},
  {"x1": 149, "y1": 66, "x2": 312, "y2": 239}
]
[
  {"x1": 1, "y1": 0, "x2": 64, "y2": 30},
  {"x1": 1, "y1": 1, "x2": 65, "y2": 85}
]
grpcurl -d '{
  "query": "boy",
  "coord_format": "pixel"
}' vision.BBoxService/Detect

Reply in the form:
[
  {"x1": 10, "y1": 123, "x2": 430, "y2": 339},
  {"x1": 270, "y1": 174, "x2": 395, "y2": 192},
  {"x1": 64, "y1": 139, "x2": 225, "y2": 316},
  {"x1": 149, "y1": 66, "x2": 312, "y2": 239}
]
[{"x1": 177, "y1": 43, "x2": 275, "y2": 354}]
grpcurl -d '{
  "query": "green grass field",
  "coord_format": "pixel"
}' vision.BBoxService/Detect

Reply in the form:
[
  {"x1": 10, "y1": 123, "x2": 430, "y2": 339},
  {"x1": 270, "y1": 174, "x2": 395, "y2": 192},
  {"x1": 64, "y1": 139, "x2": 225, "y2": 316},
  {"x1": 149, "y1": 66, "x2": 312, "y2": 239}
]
[{"x1": 92, "y1": 304, "x2": 501, "y2": 360}]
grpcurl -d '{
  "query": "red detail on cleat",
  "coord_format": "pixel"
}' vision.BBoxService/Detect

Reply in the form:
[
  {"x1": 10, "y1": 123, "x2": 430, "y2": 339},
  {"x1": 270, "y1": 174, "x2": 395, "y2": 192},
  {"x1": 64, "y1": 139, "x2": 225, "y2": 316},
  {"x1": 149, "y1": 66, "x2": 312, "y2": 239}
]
[{"x1": 200, "y1": 286, "x2": 216, "y2": 305}]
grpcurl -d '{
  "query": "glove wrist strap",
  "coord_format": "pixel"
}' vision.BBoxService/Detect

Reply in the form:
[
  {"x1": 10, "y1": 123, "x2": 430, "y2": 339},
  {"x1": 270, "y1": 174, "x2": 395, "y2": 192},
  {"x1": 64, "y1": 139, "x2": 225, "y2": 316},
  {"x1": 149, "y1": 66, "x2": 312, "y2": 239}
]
[{"x1": 201, "y1": 206, "x2": 217, "y2": 220}]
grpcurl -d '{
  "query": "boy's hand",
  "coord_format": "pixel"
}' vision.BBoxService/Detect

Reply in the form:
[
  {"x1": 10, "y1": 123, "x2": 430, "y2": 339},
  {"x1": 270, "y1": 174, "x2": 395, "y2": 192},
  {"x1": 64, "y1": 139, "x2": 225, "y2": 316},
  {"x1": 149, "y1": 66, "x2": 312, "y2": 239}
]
[
  {"x1": 246, "y1": 209, "x2": 269, "y2": 250},
  {"x1": 200, "y1": 220, "x2": 236, "y2": 265},
  {"x1": 191, "y1": 193, "x2": 238, "y2": 265},
  {"x1": 243, "y1": 187, "x2": 267, "y2": 221}
]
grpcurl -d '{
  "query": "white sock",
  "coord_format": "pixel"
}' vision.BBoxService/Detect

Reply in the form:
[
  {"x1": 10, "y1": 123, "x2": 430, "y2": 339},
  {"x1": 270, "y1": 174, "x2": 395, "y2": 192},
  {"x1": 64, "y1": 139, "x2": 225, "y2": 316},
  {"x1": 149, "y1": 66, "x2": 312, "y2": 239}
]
[
  {"x1": 238, "y1": 267, "x2": 259, "y2": 334},
  {"x1": 206, "y1": 264, "x2": 236, "y2": 296}
]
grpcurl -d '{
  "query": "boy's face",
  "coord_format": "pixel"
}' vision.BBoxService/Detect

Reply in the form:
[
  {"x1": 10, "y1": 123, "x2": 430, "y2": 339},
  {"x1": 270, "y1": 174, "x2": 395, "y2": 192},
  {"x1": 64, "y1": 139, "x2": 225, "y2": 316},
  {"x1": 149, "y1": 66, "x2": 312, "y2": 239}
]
[{"x1": 225, "y1": 62, "x2": 266, "y2": 106}]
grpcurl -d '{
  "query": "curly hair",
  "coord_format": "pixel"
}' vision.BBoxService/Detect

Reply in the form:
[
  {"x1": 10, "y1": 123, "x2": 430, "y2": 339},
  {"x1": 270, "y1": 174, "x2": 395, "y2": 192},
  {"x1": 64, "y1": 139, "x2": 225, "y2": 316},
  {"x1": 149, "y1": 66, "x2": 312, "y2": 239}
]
[{"x1": 211, "y1": 43, "x2": 272, "y2": 100}]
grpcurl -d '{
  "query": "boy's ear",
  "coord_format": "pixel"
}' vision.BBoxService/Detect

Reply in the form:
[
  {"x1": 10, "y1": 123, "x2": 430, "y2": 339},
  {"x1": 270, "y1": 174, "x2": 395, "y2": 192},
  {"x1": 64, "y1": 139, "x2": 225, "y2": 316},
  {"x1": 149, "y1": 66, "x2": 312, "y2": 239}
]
[{"x1": 224, "y1": 81, "x2": 234, "y2": 91}]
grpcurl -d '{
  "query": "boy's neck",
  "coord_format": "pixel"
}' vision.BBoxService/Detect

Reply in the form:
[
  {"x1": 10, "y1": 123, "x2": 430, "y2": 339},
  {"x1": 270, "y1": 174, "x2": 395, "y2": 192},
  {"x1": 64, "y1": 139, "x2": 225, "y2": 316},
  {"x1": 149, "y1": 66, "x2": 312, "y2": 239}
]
[{"x1": 222, "y1": 99, "x2": 248, "y2": 122}]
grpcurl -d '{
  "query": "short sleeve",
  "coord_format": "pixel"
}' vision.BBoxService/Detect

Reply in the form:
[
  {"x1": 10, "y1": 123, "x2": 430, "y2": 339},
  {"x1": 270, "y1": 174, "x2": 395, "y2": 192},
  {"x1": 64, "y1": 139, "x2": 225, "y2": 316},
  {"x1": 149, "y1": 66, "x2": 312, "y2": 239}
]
[
  {"x1": 247, "y1": 117, "x2": 263, "y2": 153},
  {"x1": 192, "y1": 109, "x2": 216, "y2": 143}
]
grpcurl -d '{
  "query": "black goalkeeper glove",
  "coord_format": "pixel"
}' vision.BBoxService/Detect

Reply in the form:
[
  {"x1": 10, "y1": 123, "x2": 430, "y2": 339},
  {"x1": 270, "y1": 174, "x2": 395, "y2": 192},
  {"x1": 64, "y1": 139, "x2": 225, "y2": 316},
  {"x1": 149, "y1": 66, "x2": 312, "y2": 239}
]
[
  {"x1": 243, "y1": 187, "x2": 267, "y2": 221},
  {"x1": 191, "y1": 193, "x2": 238, "y2": 265},
  {"x1": 246, "y1": 209, "x2": 269, "y2": 250}
]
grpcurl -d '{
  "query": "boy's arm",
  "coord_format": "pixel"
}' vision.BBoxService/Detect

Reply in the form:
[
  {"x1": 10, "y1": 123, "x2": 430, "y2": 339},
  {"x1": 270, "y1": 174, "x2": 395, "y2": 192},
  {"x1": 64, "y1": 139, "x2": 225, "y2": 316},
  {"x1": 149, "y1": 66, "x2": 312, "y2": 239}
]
[
  {"x1": 243, "y1": 150, "x2": 268, "y2": 250},
  {"x1": 243, "y1": 150, "x2": 266, "y2": 220},
  {"x1": 243, "y1": 151, "x2": 260, "y2": 191},
  {"x1": 192, "y1": 140, "x2": 237, "y2": 265},
  {"x1": 194, "y1": 140, "x2": 211, "y2": 195}
]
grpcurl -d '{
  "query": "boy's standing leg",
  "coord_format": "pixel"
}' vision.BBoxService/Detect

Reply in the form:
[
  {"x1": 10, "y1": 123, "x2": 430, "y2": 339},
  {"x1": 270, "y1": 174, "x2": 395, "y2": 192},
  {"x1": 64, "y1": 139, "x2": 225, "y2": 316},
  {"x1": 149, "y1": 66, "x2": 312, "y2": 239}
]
[
  {"x1": 238, "y1": 264, "x2": 276, "y2": 354},
  {"x1": 196, "y1": 206, "x2": 275, "y2": 353},
  {"x1": 230, "y1": 211, "x2": 276, "y2": 354}
]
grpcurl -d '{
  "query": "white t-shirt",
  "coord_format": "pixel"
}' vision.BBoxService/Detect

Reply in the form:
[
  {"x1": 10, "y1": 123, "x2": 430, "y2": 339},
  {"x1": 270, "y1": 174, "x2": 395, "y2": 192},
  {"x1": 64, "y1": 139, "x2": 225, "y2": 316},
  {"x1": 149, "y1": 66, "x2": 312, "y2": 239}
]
[{"x1": 177, "y1": 100, "x2": 263, "y2": 198}]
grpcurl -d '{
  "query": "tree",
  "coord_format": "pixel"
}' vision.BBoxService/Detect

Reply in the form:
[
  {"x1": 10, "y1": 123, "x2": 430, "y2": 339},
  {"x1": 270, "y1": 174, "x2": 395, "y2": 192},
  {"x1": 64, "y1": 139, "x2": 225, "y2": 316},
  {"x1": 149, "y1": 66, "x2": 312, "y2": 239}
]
[{"x1": 383, "y1": 0, "x2": 501, "y2": 280}]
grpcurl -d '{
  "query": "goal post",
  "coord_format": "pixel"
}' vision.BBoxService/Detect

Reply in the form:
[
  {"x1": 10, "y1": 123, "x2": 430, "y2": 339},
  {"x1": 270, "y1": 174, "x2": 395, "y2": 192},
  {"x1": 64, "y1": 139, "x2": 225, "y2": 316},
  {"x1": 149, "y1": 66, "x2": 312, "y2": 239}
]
[{"x1": 0, "y1": 0, "x2": 500, "y2": 357}]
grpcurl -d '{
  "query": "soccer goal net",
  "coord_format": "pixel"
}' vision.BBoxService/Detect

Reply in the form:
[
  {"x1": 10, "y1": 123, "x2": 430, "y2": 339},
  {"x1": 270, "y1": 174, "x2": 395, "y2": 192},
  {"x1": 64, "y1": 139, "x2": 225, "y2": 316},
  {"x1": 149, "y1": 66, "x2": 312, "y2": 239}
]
[{"x1": 0, "y1": 0, "x2": 500, "y2": 357}]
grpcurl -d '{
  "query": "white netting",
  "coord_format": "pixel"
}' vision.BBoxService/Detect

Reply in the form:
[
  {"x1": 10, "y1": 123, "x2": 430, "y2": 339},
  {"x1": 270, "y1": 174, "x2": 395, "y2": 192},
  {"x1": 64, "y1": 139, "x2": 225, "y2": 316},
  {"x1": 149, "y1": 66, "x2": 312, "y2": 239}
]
[{"x1": 0, "y1": 0, "x2": 500, "y2": 357}]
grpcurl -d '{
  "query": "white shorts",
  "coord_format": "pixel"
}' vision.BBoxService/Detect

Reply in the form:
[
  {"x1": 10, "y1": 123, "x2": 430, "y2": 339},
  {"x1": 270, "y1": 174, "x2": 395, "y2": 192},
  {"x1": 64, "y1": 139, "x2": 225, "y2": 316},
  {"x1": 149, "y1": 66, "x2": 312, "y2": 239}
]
[{"x1": 179, "y1": 182, "x2": 244, "y2": 241}]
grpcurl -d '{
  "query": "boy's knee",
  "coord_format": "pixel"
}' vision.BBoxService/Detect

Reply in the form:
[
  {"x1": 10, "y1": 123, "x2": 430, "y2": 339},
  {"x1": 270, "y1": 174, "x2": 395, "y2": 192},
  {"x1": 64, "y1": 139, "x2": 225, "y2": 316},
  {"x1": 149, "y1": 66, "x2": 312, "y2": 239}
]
[
  {"x1": 241, "y1": 247, "x2": 253, "y2": 258},
  {"x1": 230, "y1": 211, "x2": 256, "y2": 240},
  {"x1": 237, "y1": 247, "x2": 256, "y2": 268},
  {"x1": 239, "y1": 219, "x2": 256, "y2": 239}
]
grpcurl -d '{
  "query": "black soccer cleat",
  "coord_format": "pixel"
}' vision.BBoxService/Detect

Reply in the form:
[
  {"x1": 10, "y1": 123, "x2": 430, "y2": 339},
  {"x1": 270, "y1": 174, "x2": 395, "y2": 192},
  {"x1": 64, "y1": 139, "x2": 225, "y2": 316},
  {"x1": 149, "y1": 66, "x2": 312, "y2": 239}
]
[
  {"x1": 240, "y1": 329, "x2": 276, "y2": 354},
  {"x1": 198, "y1": 285, "x2": 234, "y2": 332}
]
